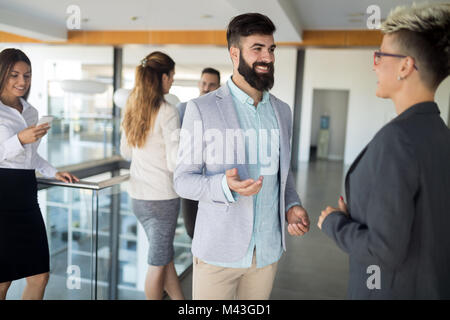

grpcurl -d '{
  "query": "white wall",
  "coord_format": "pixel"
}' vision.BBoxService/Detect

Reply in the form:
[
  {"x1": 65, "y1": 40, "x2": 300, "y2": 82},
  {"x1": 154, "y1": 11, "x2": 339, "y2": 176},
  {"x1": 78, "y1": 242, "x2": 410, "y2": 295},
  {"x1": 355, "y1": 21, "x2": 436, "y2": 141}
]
[
  {"x1": 299, "y1": 48, "x2": 450, "y2": 165},
  {"x1": 272, "y1": 47, "x2": 298, "y2": 111},
  {"x1": 448, "y1": 103, "x2": 450, "y2": 125},
  {"x1": 436, "y1": 76, "x2": 450, "y2": 125},
  {"x1": 311, "y1": 89, "x2": 349, "y2": 160}
]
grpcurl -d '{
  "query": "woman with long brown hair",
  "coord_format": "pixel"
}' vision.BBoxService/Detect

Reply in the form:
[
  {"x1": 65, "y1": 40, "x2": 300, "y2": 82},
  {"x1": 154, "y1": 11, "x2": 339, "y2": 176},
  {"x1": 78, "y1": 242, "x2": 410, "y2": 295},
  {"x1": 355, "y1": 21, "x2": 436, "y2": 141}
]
[
  {"x1": 0, "y1": 48, "x2": 78, "y2": 300},
  {"x1": 120, "y1": 51, "x2": 184, "y2": 300}
]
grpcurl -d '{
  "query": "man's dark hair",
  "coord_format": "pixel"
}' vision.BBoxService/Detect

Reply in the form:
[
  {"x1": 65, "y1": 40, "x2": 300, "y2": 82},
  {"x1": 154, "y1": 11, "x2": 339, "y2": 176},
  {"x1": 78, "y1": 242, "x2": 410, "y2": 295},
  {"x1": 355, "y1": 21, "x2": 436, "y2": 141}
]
[
  {"x1": 226, "y1": 13, "x2": 276, "y2": 49},
  {"x1": 201, "y1": 67, "x2": 221, "y2": 83}
]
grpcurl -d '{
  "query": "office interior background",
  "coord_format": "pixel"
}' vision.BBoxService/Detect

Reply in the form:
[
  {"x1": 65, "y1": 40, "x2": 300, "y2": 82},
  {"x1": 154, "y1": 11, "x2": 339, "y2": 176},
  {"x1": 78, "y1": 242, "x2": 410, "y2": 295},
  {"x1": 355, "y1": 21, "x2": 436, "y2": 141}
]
[{"x1": 0, "y1": 0, "x2": 449, "y2": 300}]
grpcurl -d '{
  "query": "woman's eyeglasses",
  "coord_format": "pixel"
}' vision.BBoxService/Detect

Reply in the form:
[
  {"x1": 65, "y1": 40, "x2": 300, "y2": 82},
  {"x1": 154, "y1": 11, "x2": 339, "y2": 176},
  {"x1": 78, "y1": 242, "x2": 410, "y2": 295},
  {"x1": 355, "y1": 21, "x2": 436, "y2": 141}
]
[{"x1": 373, "y1": 51, "x2": 419, "y2": 70}]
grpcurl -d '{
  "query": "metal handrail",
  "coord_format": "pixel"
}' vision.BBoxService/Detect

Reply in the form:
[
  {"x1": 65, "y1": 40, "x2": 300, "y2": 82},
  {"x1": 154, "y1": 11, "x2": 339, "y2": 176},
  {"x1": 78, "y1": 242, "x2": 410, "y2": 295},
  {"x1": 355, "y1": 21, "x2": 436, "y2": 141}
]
[{"x1": 37, "y1": 173, "x2": 129, "y2": 190}]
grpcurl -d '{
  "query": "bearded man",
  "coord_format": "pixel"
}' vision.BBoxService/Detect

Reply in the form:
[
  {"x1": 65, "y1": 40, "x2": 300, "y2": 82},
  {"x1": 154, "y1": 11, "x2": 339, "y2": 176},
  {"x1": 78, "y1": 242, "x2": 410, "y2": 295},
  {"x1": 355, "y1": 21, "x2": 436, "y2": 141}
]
[{"x1": 174, "y1": 13, "x2": 310, "y2": 300}]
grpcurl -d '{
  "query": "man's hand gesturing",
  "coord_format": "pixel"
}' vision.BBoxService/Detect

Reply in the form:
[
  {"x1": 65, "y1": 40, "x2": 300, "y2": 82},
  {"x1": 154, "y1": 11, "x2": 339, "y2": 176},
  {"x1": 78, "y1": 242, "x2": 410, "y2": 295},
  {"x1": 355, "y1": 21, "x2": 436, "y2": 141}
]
[{"x1": 226, "y1": 168, "x2": 263, "y2": 197}]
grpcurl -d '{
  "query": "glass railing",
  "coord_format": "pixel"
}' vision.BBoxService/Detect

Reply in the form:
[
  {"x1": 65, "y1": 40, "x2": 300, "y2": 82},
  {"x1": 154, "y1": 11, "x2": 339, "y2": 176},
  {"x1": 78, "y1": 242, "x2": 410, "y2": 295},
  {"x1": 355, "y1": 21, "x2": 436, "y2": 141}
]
[{"x1": 6, "y1": 158, "x2": 192, "y2": 300}]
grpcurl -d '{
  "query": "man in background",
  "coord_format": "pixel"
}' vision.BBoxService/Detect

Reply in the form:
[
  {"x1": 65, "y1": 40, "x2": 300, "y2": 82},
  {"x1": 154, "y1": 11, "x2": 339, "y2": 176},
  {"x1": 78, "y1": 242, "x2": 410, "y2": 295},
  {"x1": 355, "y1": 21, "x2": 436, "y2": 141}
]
[
  {"x1": 177, "y1": 67, "x2": 221, "y2": 238},
  {"x1": 177, "y1": 67, "x2": 221, "y2": 124}
]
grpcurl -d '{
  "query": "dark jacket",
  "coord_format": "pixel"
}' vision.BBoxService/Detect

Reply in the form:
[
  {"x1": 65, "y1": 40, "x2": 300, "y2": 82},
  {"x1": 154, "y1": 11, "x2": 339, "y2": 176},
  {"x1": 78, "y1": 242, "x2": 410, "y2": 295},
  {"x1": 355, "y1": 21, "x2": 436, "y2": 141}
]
[{"x1": 323, "y1": 101, "x2": 450, "y2": 299}]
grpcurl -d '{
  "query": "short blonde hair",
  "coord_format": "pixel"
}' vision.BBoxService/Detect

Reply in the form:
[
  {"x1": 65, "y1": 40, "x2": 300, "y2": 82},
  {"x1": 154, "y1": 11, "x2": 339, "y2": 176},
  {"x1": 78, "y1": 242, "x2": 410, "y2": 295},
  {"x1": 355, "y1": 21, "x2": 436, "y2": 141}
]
[
  {"x1": 381, "y1": 3, "x2": 450, "y2": 89},
  {"x1": 381, "y1": 3, "x2": 450, "y2": 34}
]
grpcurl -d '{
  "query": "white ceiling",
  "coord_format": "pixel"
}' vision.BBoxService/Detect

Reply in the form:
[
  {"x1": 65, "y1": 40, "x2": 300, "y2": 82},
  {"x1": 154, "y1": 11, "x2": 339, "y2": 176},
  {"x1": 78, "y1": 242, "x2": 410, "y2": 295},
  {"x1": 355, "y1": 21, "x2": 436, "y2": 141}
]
[{"x1": 0, "y1": 0, "x2": 446, "y2": 42}]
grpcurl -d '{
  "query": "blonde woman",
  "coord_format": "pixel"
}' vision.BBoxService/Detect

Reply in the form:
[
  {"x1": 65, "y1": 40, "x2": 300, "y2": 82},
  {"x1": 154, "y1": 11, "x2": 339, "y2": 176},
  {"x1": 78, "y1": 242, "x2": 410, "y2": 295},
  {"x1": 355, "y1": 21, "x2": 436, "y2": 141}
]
[
  {"x1": 121, "y1": 51, "x2": 183, "y2": 300},
  {"x1": 319, "y1": 3, "x2": 450, "y2": 299}
]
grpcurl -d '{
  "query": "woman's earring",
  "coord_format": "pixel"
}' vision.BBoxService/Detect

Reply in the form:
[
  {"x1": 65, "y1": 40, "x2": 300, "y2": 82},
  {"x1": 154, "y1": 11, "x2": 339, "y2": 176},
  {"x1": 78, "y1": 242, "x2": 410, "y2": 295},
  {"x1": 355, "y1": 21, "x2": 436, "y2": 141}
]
[{"x1": 397, "y1": 75, "x2": 404, "y2": 81}]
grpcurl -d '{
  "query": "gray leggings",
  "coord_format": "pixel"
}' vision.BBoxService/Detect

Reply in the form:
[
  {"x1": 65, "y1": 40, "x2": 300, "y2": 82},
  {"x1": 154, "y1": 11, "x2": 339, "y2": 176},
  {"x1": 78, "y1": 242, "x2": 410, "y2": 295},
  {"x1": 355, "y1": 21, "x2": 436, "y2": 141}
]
[{"x1": 132, "y1": 198, "x2": 180, "y2": 266}]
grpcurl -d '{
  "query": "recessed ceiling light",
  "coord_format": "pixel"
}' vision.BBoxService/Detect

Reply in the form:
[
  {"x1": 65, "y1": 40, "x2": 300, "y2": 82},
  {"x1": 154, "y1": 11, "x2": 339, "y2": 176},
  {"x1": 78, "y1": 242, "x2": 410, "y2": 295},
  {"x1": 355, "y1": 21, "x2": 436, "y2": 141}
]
[{"x1": 201, "y1": 14, "x2": 213, "y2": 19}]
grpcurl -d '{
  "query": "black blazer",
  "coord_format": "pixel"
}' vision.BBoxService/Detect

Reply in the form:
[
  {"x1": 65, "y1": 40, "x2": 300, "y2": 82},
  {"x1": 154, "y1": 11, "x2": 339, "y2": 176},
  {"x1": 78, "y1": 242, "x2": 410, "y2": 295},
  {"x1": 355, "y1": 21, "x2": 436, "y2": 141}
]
[{"x1": 323, "y1": 101, "x2": 450, "y2": 299}]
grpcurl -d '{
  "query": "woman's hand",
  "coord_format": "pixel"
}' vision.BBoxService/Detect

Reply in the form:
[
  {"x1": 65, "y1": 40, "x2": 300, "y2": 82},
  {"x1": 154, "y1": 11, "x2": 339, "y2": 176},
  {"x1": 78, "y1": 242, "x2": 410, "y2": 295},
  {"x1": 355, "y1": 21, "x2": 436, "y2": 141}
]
[
  {"x1": 55, "y1": 172, "x2": 79, "y2": 183},
  {"x1": 18, "y1": 123, "x2": 50, "y2": 145},
  {"x1": 318, "y1": 196, "x2": 349, "y2": 230}
]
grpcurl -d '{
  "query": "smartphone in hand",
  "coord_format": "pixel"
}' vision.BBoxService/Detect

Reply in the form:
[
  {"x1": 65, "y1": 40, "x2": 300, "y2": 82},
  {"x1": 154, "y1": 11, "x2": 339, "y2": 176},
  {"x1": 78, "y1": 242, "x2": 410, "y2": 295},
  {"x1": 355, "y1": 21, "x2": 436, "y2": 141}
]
[{"x1": 36, "y1": 115, "x2": 54, "y2": 127}]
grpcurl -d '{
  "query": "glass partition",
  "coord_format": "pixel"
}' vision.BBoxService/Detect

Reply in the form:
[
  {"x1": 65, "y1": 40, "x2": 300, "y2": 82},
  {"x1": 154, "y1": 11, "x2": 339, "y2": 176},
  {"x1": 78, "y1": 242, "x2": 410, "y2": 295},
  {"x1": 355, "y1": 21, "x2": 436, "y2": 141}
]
[
  {"x1": 40, "y1": 62, "x2": 116, "y2": 168},
  {"x1": 6, "y1": 167, "x2": 192, "y2": 300},
  {"x1": 46, "y1": 117, "x2": 116, "y2": 168}
]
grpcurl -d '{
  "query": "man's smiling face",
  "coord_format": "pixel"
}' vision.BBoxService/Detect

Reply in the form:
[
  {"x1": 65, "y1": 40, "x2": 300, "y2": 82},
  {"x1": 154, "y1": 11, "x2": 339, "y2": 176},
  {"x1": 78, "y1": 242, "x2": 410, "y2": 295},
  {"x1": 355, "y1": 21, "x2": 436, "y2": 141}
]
[{"x1": 237, "y1": 33, "x2": 276, "y2": 91}]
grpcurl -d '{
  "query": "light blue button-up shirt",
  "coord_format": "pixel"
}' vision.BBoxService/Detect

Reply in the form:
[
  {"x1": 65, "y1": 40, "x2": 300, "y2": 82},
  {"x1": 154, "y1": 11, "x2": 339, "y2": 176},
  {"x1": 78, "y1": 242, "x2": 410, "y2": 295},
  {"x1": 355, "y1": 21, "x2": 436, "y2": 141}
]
[{"x1": 204, "y1": 77, "x2": 284, "y2": 268}]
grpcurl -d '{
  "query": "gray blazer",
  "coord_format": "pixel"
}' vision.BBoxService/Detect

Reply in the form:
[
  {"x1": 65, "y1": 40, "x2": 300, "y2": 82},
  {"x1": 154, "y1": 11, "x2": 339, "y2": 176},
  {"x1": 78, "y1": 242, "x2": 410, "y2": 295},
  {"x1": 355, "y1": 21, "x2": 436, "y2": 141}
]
[
  {"x1": 174, "y1": 85, "x2": 300, "y2": 263},
  {"x1": 323, "y1": 102, "x2": 450, "y2": 299}
]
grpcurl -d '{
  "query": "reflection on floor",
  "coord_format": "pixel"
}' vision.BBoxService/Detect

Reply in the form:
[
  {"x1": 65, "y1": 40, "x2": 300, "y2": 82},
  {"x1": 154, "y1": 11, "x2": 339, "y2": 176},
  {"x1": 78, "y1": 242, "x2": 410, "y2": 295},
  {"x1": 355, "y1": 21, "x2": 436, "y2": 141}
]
[
  {"x1": 7, "y1": 275, "x2": 147, "y2": 300},
  {"x1": 178, "y1": 160, "x2": 350, "y2": 300},
  {"x1": 272, "y1": 160, "x2": 349, "y2": 299}
]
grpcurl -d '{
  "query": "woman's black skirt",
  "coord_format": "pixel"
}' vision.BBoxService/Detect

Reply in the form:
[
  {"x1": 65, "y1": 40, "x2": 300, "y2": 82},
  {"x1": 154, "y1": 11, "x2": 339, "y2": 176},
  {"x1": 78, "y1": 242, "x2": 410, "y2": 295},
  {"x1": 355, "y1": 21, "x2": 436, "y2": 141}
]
[{"x1": 0, "y1": 168, "x2": 50, "y2": 283}]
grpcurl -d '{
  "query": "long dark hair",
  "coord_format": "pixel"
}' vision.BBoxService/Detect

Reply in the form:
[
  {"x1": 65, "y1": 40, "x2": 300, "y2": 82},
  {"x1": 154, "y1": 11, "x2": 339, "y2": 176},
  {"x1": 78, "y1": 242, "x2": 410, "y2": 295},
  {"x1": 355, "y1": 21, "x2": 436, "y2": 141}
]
[
  {"x1": 122, "y1": 51, "x2": 175, "y2": 148},
  {"x1": 0, "y1": 48, "x2": 32, "y2": 100}
]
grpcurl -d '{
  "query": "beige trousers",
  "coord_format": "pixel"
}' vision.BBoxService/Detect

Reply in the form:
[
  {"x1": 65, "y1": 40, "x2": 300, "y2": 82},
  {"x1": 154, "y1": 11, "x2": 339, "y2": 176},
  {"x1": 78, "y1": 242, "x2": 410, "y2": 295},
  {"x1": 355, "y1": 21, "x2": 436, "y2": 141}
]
[{"x1": 192, "y1": 252, "x2": 279, "y2": 300}]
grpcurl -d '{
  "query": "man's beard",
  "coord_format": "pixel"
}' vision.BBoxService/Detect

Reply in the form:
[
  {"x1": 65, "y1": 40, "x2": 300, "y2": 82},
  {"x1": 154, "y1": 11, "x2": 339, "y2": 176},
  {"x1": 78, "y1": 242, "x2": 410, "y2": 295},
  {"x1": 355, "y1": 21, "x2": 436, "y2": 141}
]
[{"x1": 238, "y1": 51, "x2": 274, "y2": 92}]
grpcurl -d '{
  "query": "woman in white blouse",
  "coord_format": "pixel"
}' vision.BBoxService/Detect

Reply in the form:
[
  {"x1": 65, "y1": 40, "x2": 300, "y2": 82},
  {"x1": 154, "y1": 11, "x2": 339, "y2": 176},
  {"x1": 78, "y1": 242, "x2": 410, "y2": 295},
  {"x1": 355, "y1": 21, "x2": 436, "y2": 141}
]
[
  {"x1": 0, "y1": 48, "x2": 78, "y2": 300},
  {"x1": 120, "y1": 51, "x2": 183, "y2": 300}
]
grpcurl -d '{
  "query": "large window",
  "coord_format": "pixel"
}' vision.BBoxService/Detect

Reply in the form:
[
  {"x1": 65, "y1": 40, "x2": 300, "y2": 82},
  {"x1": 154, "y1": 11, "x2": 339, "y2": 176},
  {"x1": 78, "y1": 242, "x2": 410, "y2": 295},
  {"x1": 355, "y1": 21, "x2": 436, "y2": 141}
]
[{"x1": 43, "y1": 63, "x2": 114, "y2": 167}]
